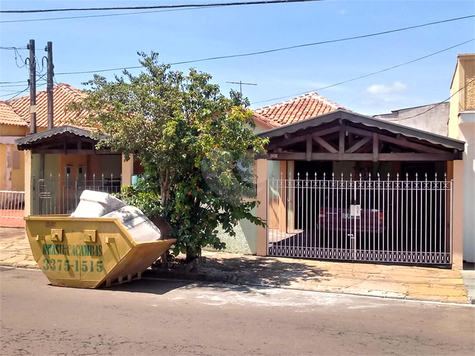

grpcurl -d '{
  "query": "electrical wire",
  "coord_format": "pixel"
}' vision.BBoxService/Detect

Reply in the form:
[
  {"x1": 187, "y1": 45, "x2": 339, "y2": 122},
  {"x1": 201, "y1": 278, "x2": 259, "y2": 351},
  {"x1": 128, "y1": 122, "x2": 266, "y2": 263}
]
[
  {"x1": 252, "y1": 38, "x2": 475, "y2": 105},
  {"x1": 0, "y1": 83, "x2": 29, "y2": 87},
  {"x1": 0, "y1": 83, "x2": 47, "y2": 100},
  {"x1": 0, "y1": 46, "x2": 28, "y2": 50},
  {"x1": 54, "y1": 15, "x2": 475, "y2": 77},
  {"x1": 0, "y1": 46, "x2": 29, "y2": 69},
  {"x1": 0, "y1": 71, "x2": 47, "y2": 88},
  {"x1": 1, "y1": 86, "x2": 30, "y2": 100},
  {"x1": 13, "y1": 47, "x2": 28, "y2": 69},
  {"x1": 384, "y1": 78, "x2": 475, "y2": 122},
  {"x1": 0, "y1": 80, "x2": 28, "y2": 84},
  {"x1": 0, "y1": 6, "x2": 215, "y2": 24},
  {"x1": 0, "y1": 0, "x2": 321, "y2": 14}
]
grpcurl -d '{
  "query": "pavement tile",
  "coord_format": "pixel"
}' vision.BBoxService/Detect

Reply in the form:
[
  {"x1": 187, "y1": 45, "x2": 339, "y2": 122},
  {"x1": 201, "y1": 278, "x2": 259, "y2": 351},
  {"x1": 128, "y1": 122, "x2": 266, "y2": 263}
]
[
  {"x1": 2, "y1": 255, "x2": 28, "y2": 264},
  {"x1": 407, "y1": 285, "x2": 468, "y2": 297},
  {"x1": 353, "y1": 281, "x2": 409, "y2": 294}
]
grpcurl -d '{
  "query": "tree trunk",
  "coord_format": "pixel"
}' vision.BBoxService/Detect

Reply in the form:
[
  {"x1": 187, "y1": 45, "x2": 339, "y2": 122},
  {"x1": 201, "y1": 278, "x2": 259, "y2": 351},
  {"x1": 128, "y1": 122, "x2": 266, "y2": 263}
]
[{"x1": 186, "y1": 245, "x2": 201, "y2": 263}]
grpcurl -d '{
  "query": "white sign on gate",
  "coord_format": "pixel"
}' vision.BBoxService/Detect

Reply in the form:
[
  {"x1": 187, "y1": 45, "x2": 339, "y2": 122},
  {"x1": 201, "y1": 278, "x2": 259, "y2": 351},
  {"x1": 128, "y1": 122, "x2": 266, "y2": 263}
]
[{"x1": 350, "y1": 204, "x2": 361, "y2": 217}]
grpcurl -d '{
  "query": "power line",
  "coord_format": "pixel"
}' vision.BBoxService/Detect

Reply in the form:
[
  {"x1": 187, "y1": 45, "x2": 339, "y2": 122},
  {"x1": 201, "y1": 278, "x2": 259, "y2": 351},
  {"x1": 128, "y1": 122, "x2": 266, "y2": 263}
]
[
  {"x1": 0, "y1": 80, "x2": 28, "y2": 88},
  {"x1": 0, "y1": 46, "x2": 28, "y2": 50},
  {"x1": 5, "y1": 46, "x2": 29, "y2": 69},
  {"x1": 252, "y1": 38, "x2": 475, "y2": 105},
  {"x1": 1, "y1": 83, "x2": 47, "y2": 101},
  {"x1": 54, "y1": 15, "x2": 475, "y2": 77},
  {"x1": 0, "y1": 0, "x2": 321, "y2": 14},
  {"x1": 1, "y1": 86, "x2": 30, "y2": 100},
  {"x1": 0, "y1": 81, "x2": 26, "y2": 84},
  {"x1": 0, "y1": 1, "x2": 315, "y2": 24},
  {"x1": 0, "y1": 6, "x2": 220, "y2": 24},
  {"x1": 384, "y1": 78, "x2": 475, "y2": 122}
]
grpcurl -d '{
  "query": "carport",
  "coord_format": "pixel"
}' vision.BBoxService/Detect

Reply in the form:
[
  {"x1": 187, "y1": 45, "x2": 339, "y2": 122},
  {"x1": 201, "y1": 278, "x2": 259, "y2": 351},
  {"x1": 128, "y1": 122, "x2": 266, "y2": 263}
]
[{"x1": 254, "y1": 110, "x2": 465, "y2": 269}]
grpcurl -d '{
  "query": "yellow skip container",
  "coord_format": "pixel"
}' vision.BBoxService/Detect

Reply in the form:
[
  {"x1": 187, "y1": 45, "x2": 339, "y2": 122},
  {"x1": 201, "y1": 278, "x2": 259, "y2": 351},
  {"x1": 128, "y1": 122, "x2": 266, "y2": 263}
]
[{"x1": 25, "y1": 191, "x2": 176, "y2": 288}]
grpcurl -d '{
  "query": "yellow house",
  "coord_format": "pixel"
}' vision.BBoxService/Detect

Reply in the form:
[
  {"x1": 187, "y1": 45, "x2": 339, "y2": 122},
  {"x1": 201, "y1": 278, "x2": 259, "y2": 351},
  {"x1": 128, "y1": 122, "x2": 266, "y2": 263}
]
[
  {"x1": 0, "y1": 102, "x2": 29, "y2": 192},
  {"x1": 448, "y1": 53, "x2": 475, "y2": 263}
]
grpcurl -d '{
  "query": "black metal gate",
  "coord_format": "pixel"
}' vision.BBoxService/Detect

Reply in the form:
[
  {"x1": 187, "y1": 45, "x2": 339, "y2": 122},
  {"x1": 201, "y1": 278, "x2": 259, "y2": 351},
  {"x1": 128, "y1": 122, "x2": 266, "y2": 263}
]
[{"x1": 267, "y1": 172, "x2": 452, "y2": 265}]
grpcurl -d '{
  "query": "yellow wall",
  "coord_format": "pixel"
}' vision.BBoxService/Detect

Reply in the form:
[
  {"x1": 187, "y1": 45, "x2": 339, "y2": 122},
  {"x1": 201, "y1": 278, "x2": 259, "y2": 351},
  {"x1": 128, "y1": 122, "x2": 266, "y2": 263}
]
[
  {"x1": 463, "y1": 57, "x2": 475, "y2": 110},
  {"x1": 449, "y1": 62, "x2": 461, "y2": 138},
  {"x1": 0, "y1": 124, "x2": 28, "y2": 136},
  {"x1": 0, "y1": 144, "x2": 26, "y2": 191},
  {"x1": 0, "y1": 124, "x2": 28, "y2": 191},
  {"x1": 0, "y1": 144, "x2": 6, "y2": 190},
  {"x1": 449, "y1": 54, "x2": 475, "y2": 138}
]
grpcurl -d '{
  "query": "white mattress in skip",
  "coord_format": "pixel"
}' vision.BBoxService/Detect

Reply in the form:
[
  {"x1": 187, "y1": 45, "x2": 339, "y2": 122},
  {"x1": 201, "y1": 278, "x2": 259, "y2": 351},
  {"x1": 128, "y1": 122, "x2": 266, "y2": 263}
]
[
  {"x1": 103, "y1": 206, "x2": 162, "y2": 242},
  {"x1": 70, "y1": 190, "x2": 125, "y2": 218}
]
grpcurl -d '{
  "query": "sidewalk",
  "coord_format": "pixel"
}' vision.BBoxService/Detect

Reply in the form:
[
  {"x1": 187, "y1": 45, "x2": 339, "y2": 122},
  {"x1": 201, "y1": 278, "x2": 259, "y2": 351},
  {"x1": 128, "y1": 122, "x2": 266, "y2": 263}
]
[{"x1": 0, "y1": 227, "x2": 470, "y2": 304}]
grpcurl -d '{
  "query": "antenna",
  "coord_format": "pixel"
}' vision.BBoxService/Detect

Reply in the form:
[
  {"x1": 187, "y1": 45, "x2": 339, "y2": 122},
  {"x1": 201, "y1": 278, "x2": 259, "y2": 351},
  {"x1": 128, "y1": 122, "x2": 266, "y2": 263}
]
[{"x1": 226, "y1": 80, "x2": 257, "y2": 96}]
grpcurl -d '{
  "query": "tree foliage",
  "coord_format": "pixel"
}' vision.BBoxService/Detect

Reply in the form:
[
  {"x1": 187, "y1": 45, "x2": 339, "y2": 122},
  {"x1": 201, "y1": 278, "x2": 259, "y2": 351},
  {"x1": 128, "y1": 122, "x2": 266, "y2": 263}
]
[{"x1": 71, "y1": 52, "x2": 268, "y2": 260}]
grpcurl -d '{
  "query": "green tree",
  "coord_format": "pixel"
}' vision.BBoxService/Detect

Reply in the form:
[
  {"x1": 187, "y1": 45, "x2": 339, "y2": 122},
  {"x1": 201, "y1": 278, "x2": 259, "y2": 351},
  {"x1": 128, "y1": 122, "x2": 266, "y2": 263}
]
[{"x1": 71, "y1": 52, "x2": 268, "y2": 261}]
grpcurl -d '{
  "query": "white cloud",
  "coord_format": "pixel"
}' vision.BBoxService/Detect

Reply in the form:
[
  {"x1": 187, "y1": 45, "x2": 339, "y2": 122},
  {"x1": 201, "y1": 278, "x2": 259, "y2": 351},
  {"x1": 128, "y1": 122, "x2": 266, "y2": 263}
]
[
  {"x1": 340, "y1": 9, "x2": 349, "y2": 15},
  {"x1": 366, "y1": 81, "x2": 408, "y2": 95}
]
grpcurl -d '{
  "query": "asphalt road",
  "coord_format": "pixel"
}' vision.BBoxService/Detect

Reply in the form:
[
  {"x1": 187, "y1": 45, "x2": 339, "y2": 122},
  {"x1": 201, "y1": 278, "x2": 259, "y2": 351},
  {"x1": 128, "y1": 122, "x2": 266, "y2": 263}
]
[{"x1": 1, "y1": 268, "x2": 474, "y2": 356}]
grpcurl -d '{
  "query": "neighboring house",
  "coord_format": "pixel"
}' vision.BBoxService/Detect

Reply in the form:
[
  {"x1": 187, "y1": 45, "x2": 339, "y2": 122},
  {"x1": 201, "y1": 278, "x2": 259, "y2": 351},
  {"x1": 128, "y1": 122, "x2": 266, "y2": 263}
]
[
  {"x1": 374, "y1": 102, "x2": 450, "y2": 136},
  {"x1": 0, "y1": 102, "x2": 28, "y2": 192},
  {"x1": 0, "y1": 102, "x2": 29, "y2": 226},
  {"x1": 448, "y1": 53, "x2": 475, "y2": 264},
  {"x1": 0, "y1": 83, "x2": 140, "y2": 219},
  {"x1": 253, "y1": 92, "x2": 346, "y2": 127}
]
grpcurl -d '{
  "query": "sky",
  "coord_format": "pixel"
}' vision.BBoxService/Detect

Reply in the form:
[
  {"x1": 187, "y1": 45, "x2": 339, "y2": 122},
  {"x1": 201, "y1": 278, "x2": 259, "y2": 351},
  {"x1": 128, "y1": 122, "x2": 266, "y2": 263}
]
[{"x1": 1, "y1": 0, "x2": 474, "y2": 115}]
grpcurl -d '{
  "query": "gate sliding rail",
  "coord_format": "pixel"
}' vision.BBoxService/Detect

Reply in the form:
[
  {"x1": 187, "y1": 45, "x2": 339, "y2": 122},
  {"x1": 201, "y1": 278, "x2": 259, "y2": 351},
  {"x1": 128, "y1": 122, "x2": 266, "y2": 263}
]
[{"x1": 267, "y1": 172, "x2": 453, "y2": 265}]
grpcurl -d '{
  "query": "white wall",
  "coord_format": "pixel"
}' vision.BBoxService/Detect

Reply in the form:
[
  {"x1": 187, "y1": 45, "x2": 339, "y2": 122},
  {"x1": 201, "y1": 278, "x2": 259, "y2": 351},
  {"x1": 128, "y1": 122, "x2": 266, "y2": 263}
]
[{"x1": 460, "y1": 112, "x2": 475, "y2": 263}]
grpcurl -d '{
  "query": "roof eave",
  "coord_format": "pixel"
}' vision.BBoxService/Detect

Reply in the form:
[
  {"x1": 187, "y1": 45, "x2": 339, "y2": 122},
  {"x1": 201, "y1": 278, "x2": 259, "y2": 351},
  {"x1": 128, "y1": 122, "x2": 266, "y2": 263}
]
[{"x1": 258, "y1": 109, "x2": 465, "y2": 152}]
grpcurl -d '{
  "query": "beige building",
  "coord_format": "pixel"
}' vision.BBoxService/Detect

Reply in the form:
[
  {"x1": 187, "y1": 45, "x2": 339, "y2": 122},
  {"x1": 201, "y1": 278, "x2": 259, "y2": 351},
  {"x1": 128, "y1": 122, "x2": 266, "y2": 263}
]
[{"x1": 448, "y1": 54, "x2": 475, "y2": 263}]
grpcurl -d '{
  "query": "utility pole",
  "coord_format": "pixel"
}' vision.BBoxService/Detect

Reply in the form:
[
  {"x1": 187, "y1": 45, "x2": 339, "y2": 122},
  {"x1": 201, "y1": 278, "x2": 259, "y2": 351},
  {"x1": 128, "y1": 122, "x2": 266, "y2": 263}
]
[
  {"x1": 28, "y1": 39, "x2": 36, "y2": 134},
  {"x1": 227, "y1": 81, "x2": 257, "y2": 96},
  {"x1": 46, "y1": 41, "x2": 54, "y2": 130}
]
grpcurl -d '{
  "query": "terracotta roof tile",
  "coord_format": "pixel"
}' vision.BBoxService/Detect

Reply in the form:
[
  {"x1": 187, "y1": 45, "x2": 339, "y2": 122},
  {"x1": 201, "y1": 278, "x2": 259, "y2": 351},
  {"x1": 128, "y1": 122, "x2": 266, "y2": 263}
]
[
  {"x1": 252, "y1": 112, "x2": 280, "y2": 128},
  {"x1": 0, "y1": 101, "x2": 28, "y2": 126},
  {"x1": 253, "y1": 92, "x2": 347, "y2": 127},
  {"x1": 4, "y1": 83, "x2": 90, "y2": 129}
]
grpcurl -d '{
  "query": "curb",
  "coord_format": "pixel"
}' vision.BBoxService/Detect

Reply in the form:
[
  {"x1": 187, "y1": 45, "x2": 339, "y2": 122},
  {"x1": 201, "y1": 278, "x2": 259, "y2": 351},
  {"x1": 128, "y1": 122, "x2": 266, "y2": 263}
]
[{"x1": 0, "y1": 262, "x2": 39, "y2": 270}]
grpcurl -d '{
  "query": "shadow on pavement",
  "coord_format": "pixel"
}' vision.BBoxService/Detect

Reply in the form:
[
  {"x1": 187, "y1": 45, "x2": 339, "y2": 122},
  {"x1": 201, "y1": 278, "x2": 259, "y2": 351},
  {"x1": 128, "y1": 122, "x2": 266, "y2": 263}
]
[
  {"x1": 102, "y1": 278, "x2": 194, "y2": 295},
  {"x1": 142, "y1": 255, "x2": 333, "y2": 293}
]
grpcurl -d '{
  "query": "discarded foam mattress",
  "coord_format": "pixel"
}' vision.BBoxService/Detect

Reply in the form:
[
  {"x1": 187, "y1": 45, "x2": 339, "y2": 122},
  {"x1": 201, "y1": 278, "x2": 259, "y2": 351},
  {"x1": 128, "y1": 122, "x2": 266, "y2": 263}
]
[
  {"x1": 70, "y1": 190, "x2": 125, "y2": 218},
  {"x1": 103, "y1": 205, "x2": 162, "y2": 242}
]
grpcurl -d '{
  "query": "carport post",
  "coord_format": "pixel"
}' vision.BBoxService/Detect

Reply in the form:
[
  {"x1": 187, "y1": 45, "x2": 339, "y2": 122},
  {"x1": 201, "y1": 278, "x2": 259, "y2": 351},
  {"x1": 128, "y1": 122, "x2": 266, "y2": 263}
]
[
  {"x1": 256, "y1": 159, "x2": 268, "y2": 256},
  {"x1": 121, "y1": 154, "x2": 134, "y2": 187},
  {"x1": 24, "y1": 150, "x2": 32, "y2": 216},
  {"x1": 451, "y1": 160, "x2": 464, "y2": 270}
]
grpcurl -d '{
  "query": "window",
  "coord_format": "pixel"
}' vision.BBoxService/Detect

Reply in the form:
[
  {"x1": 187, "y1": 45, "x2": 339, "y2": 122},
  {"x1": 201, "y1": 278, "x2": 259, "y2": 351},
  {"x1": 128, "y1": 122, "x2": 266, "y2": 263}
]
[
  {"x1": 77, "y1": 166, "x2": 84, "y2": 189},
  {"x1": 65, "y1": 166, "x2": 72, "y2": 188}
]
